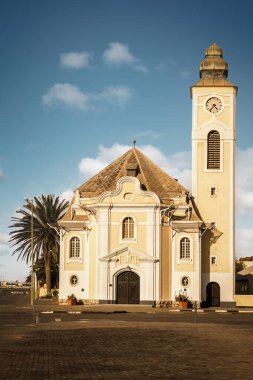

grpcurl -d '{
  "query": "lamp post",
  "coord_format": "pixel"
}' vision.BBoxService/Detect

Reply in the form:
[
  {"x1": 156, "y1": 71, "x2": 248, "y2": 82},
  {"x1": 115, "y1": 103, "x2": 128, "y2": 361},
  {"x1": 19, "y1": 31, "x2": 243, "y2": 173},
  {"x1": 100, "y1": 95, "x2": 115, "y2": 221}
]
[
  {"x1": 30, "y1": 199, "x2": 34, "y2": 306},
  {"x1": 26, "y1": 198, "x2": 35, "y2": 322}
]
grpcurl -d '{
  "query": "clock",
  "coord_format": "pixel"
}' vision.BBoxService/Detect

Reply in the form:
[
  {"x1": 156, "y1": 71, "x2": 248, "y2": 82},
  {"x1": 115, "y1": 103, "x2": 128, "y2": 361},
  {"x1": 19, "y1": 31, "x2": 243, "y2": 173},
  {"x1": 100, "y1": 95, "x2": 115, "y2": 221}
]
[{"x1": 206, "y1": 97, "x2": 223, "y2": 114}]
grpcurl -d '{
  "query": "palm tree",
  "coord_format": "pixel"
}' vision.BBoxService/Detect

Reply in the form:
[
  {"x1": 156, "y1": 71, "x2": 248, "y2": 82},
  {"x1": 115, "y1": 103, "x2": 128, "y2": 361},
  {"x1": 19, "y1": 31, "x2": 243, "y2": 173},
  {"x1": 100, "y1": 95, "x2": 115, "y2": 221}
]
[
  {"x1": 9, "y1": 194, "x2": 68, "y2": 295},
  {"x1": 34, "y1": 250, "x2": 60, "y2": 289}
]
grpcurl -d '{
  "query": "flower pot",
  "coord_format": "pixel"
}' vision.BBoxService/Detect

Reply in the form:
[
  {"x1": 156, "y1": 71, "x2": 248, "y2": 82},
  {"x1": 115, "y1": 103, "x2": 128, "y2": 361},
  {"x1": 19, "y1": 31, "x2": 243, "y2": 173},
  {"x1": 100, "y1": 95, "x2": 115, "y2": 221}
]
[
  {"x1": 179, "y1": 301, "x2": 188, "y2": 309},
  {"x1": 67, "y1": 298, "x2": 76, "y2": 306}
]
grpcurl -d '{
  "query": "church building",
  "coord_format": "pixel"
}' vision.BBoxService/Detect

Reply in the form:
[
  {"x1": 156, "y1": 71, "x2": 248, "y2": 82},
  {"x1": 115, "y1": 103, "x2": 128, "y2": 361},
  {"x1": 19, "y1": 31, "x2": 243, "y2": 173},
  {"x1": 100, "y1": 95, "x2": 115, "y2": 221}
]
[{"x1": 58, "y1": 43, "x2": 237, "y2": 307}]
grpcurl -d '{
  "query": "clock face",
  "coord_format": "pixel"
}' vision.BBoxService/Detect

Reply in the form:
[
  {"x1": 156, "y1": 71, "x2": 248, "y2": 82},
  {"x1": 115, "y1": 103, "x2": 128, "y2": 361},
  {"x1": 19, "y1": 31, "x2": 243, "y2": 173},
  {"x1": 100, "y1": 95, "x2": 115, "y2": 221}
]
[{"x1": 206, "y1": 97, "x2": 223, "y2": 114}]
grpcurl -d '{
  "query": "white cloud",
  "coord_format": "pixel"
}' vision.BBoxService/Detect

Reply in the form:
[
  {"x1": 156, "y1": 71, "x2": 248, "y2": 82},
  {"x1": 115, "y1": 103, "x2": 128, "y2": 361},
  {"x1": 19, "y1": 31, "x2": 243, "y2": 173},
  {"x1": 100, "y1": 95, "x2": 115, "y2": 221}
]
[
  {"x1": 0, "y1": 245, "x2": 9, "y2": 257},
  {"x1": 0, "y1": 232, "x2": 10, "y2": 257},
  {"x1": 94, "y1": 86, "x2": 134, "y2": 109},
  {"x1": 42, "y1": 84, "x2": 133, "y2": 110},
  {"x1": 78, "y1": 143, "x2": 191, "y2": 189},
  {"x1": 236, "y1": 147, "x2": 253, "y2": 214},
  {"x1": 236, "y1": 228, "x2": 253, "y2": 257},
  {"x1": 103, "y1": 42, "x2": 135, "y2": 65},
  {"x1": 79, "y1": 157, "x2": 106, "y2": 178},
  {"x1": 60, "y1": 51, "x2": 91, "y2": 69},
  {"x1": 103, "y1": 42, "x2": 148, "y2": 73},
  {"x1": 42, "y1": 83, "x2": 90, "y2": 110},
  {"x1": 0, "y1": 233, "x2": 9, "y2": 246},
  {"x1": 78, "y1": 143, "x2": 130, "y2": 178},
  {"x1": 60, "y1": 189, "x2": 74, "y2": 202}
]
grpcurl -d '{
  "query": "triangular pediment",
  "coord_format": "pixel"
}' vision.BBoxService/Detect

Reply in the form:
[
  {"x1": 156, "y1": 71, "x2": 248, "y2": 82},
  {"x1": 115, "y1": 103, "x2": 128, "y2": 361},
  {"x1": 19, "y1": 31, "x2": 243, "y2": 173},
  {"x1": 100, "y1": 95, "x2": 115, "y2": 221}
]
[{"x1": 99, "y1": 246, "x2": 156, "y2": 263}]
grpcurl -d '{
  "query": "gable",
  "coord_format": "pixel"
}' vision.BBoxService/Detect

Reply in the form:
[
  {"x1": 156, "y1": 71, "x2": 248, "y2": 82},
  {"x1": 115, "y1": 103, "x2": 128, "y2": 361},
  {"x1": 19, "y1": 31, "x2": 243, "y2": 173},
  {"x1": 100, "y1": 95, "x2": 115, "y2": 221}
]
[
  {"x1": 77, "y1": 147, "x2": 187, "y2": 204},
  {"x1": 98, "y1": 176, "x2": 160, "y2": 205}
]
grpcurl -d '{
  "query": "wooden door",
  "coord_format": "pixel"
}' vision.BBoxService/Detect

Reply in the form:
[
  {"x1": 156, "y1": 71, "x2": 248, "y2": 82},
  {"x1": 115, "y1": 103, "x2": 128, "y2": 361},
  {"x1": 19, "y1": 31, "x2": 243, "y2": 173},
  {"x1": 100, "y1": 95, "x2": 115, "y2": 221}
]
[
  {"x1": 206, "y1": 282, "x2": 220, "y2": 307},
  {"x1": 117, "y1": 271, "x2": 140, "y2": 304}
]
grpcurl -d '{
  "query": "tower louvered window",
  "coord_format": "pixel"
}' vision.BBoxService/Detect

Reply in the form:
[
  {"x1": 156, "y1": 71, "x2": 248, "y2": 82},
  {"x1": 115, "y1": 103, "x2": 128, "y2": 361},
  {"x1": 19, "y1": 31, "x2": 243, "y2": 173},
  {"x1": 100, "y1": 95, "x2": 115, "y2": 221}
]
[
  {"x1": 122, "y1": 217, "x2": 134, "y2": 239},
  {"x1": 207, "y1": 130, "x2": 220, "y2": 169}
]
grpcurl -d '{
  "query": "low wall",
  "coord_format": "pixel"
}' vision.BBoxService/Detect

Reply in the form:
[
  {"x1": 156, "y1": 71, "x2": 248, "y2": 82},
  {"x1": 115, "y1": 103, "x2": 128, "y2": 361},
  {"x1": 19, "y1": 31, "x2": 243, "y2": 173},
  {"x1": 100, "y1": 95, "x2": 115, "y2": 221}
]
[{"x1": 234, "y1": 295, "x2": 253, "y2": 307}]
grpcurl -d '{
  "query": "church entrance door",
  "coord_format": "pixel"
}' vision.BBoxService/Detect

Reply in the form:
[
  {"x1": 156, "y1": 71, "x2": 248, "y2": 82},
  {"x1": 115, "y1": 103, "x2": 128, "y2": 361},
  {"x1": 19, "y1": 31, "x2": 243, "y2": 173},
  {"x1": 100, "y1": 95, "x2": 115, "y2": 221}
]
[
  {"x1": 117, "y1": 271, "x2": 140, "y2": 304},
  {"x1": 206, "y1": 282, "x2": 220, "y2": 307}
]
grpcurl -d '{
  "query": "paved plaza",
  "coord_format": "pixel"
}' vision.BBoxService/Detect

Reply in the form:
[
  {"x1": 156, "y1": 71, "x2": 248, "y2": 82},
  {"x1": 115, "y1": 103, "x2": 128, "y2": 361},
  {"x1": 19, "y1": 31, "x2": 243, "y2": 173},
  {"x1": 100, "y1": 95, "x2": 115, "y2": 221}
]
[{"x1": 0, "y1": 289, "x2": 253, "y2": 379}]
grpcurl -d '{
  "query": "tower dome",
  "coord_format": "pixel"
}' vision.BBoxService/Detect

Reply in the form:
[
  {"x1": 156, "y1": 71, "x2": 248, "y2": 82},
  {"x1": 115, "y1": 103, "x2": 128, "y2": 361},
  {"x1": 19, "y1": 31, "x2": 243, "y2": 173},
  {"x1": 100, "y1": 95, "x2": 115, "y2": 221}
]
[
  {"x1": 200, "y1": 43, "x2": 228, "y2": 79},
  {"x1": 205, "y1": 43, "x2": 223, "y2": 57}
]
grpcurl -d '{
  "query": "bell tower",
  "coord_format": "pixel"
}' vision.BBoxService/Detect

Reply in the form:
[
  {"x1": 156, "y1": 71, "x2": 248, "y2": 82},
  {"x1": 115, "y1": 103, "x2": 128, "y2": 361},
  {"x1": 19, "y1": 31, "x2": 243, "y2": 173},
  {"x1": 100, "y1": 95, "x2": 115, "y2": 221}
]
[{"x1": 191, "y1": 43, "x2": 237, "y2": 307}]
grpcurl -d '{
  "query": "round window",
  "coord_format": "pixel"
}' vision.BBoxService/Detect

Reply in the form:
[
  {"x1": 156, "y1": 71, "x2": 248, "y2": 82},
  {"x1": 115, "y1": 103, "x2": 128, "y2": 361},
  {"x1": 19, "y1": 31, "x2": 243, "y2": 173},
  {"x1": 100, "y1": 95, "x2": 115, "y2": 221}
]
[{"x1": 70, "y1": 275, "x2": 79, "y2": 286}]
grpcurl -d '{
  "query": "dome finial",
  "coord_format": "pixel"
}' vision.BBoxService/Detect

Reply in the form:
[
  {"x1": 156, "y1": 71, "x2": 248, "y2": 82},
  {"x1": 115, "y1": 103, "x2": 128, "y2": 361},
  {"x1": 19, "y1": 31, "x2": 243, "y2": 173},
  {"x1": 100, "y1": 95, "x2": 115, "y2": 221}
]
[
  {"x1": 200, "y1": 43, "x2": 228, "y2": 79},
  {"x1": 205, "y1": 43, "x2": 223, "y2": 57}
]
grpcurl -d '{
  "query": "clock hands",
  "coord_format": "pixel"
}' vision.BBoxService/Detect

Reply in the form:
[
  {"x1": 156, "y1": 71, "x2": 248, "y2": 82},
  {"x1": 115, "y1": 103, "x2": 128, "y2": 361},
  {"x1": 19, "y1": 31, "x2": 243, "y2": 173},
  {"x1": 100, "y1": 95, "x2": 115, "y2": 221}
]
[
  {"x1": 210, "y1": 103, "x2": 218, "y2": 113},
  {"x1": 206, "y1": 97, "x2": 222, "y2": 114}
]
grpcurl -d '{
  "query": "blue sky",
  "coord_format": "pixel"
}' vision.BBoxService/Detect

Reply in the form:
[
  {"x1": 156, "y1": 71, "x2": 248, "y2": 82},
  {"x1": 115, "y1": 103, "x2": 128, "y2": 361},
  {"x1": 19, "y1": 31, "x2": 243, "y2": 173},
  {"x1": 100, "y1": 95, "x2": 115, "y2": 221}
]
[{"x1": 1, "y1": 0, "x2": 253, "y2": 281}]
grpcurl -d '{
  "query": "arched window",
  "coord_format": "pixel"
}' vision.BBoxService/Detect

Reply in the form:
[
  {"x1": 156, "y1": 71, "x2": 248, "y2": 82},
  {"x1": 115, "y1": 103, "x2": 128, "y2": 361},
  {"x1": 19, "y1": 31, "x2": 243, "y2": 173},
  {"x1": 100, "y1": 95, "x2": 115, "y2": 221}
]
[
  {"x1": 69, "y1": 237, "x2": 80, "y2": 258},
  {"x1": 180, "y1": 237, "x2": 190, "y2": 259},
  {"x1": 207, "y1": 130, "x2": 220, "y2": 169},
  {"x1": 122, "y1": 217, "x2": 134, "y2": 239}
]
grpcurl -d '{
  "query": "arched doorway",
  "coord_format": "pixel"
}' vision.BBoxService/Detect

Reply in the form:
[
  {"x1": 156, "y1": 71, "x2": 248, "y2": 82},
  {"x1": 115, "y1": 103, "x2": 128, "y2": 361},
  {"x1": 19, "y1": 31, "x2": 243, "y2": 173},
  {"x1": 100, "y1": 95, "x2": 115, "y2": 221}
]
[
  {"x1": 117, "y1": 271, "x2": 140, "y2": 304},
  {"x1": 206, "y1": 282, "x2": 220, "y2": 307}
]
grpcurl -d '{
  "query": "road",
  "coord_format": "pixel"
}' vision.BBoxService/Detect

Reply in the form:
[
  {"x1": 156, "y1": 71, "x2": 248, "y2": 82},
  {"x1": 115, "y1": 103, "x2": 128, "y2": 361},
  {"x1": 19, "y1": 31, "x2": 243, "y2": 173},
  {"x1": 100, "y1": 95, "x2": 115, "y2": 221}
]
[{"x1": 0, "y1": 288, "x2": 253, "y2": 379}]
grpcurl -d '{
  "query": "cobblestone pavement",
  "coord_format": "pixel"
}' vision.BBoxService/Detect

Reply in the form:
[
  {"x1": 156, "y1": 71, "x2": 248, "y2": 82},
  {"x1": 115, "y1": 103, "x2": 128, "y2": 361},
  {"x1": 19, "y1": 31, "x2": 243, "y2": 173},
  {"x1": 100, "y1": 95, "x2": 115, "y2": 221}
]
[
  {"x1": 1, "y1": 311, "x2": 253, "y2": 380},
  {"x1": 1, "y1": 290, "x2": 253, "y2": 379}
]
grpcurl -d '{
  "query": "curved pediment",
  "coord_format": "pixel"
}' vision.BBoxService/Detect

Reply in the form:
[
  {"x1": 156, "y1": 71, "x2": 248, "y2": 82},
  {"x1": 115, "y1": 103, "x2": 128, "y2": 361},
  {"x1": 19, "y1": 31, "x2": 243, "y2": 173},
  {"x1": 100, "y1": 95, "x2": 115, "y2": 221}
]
[{"x1": 98, "y1": 176, "x2": 160, "y2": 205}]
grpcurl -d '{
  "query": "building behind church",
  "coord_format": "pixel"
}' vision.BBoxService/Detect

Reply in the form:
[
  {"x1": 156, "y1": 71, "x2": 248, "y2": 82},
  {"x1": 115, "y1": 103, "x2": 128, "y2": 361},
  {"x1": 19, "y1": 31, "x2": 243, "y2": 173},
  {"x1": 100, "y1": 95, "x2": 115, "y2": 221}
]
[{"x1": 58, "y1": 43, "x2": 237, "y2": 307}]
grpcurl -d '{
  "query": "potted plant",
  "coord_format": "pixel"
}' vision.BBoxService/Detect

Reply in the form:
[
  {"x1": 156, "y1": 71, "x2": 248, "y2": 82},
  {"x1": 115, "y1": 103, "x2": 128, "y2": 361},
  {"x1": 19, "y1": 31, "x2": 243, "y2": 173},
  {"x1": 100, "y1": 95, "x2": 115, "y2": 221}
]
[
  {"x1": 52, "y1": 289, "x2": 58, "y2": 300},
  {"x1": 67, "y1": 294, "x2": 77, "y2": 306},
  {"x1": 175, "y1": 291, "x2": 191, "y2": 309}
]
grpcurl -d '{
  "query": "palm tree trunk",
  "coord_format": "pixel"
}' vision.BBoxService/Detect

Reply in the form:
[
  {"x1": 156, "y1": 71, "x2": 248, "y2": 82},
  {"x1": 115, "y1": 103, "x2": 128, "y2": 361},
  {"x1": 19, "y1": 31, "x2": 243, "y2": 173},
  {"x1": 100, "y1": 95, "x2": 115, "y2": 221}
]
[{"x1": 45, "y1": 252, "x2": 51, "y2": 296}]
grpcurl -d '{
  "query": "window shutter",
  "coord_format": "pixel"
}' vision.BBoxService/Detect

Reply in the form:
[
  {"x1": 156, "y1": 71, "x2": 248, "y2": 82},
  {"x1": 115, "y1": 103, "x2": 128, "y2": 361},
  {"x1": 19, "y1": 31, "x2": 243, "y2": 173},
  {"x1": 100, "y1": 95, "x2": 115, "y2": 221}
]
[{"x1": 207, "y1": 131, "x2": 220, "y2": 169}]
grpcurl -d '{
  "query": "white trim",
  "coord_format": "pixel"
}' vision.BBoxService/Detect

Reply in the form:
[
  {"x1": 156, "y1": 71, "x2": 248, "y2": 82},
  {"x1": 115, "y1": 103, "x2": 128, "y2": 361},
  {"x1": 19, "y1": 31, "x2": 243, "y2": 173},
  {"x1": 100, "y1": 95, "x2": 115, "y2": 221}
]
[
  {"x1": 203, "y1": 94, "x2": 224, "y2": 116},
  {"x1": 98, "y1": 176, "x2": 160, "y2": 205},
  {"x1": 119, "y1": 215, "x2": 137, "y2": 245},
  {"x1": 177, "y1": 235, "x2": 193, "y2": 264},
  {"x1": 111, "y1": 221, "x2": 151, "y2": 226},
  {"x1": 181, "y1": 275, "x2": 191, "y2": 288},
  {"x1": 69, "y1": 274, "x2": 79, "y2": 287},
  {"x1": 204, "y1": 129, "x2": 224, "y2": 173},
  {"x1": 230, "y1": 139, "x2": 235, "y2": 297},
  {"x1": 96, "y1": 204, "x2": 159, "y2": 210},
  {"x1": 99, "y1": 246, "x2": 156, "y2": 262},
  {"x1": 112, "y1": 267, "x2": 144, "y2": 303},
  {"x1": 66, "y1": 235, "x2": 83, "y2": 263}
]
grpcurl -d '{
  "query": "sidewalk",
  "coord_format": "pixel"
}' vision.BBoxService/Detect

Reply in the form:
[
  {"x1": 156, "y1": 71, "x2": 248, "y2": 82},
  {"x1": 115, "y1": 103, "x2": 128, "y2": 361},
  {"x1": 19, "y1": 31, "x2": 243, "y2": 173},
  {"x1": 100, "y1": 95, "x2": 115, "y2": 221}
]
[{"x1": 31, "y1": 299, "x2": 253, "y2": 314}]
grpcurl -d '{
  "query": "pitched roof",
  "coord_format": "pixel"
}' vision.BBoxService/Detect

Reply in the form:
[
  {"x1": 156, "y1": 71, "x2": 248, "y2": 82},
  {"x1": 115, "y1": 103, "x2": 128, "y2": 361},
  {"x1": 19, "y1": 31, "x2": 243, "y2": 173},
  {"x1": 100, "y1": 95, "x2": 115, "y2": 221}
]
[
  {"x1": 59, "y1": 202, "x2": 89, "y2": 223},
  {"x1": 77, "y1": 147, "x2": 188, "y2": 204}
]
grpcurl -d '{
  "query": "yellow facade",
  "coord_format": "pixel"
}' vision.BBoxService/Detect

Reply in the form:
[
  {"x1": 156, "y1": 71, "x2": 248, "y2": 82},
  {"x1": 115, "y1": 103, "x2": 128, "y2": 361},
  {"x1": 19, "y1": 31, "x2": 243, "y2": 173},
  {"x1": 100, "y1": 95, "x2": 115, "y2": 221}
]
[
  {"x1": 191, "y1": 43, "x2": 237, "y2": 306},
  {"x1": 58, "y1": 43, "x2": 236, "y2": 307}
]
